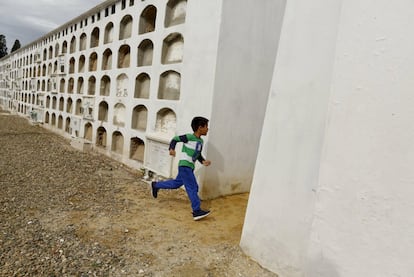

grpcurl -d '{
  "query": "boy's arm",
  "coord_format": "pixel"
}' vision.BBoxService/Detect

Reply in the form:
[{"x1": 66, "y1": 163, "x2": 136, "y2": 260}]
[{"x1": 168, "y1": 135, "x2": 188, "y2": 156}]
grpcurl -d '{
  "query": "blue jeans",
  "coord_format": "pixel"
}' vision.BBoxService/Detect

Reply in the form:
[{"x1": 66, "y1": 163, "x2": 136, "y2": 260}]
[{"x1": 155, "y1": 166, "x2": 200, "y2": 211}]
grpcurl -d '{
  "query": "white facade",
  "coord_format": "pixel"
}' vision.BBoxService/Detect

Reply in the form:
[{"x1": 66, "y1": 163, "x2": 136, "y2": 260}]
[
  {"x1": 241, "y1": 0, "x2": 414, "y2": 276},
  {"x1": 0, "y1": 0, "x2": 280, "y2": 199}
]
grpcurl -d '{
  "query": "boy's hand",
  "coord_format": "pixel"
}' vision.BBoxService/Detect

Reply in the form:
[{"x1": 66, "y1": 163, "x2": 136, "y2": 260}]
[
  {"x1": 202, "y1": 160, "x2": 211, "y2": 166},
  {"x1": 169, "y1": 149, "x2": 176, "y2": 157}
]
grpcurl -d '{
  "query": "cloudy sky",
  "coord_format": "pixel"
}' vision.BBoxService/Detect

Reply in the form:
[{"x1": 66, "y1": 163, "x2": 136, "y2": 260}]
[{"x1": 0, "y1": 0, "x2": 104, "y2": 51}]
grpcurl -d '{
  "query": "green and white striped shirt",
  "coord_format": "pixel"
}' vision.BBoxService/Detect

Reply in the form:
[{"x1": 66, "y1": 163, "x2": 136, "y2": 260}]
[{"x1": 169, "y1": 134, "x2": 205, "y2": 169}]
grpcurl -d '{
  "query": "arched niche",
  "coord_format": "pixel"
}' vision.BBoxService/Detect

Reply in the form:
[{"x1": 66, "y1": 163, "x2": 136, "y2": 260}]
[
  {"x1": 78, "y1": 55, "x2": 86, "y2": 72},
  {"x1": 55, "y1": 43, "x2": 60, "y2": 57},
  {"x1": 158, "y1": 70, "x2": 181, "y2": 100},
  {"x1": 62, "y1": 41, "x2": 68, "y2": 54},
  {"x1": 116, "y1": 74, "x2": 129, "y2": 97},
  {"x1": 113, "y1": 103, "x2": 126, "y2": 127},
  {"x1": 89, "y1": 52, "x2": 98, "y2": 71},
  {"x1": 88, "y1": 76, "x2": 96, "y2": 95},
  {"x1": 79, "y1": 33, "x2": 87, "y2": 51},
  {"x1": 58, "y1": 115, "x2": 64, "y2": 129},
  {"x1": 102, "y1": 49, "x2": 112, "y2": 70},
  {"x1": 100, "y1": 75, "x2": 111, "y2": 96},
  {"x1": 161, "y1": 33, "x2": 184, "y2": 64},
  {"x1": 112, "y1": 131, "x2": 124, "y2": 155},
  {"x1": 98, "y1": 101, "x2": 109, "y2": 121},
  {"x1": 65, "y1": 117, "x2": 71, "y2": 134},
  {"x1": 70, "y1": 36, "x2": 76, "y2": 53},
  {"x1": 134, "y1": 73, "x2": 150, "y2": 99},
  {"x1": 60, "y1": 78, "x2": 66, "y2": 93},
  {"x1": 131, "y1": 105, "x2": 148, "y2": 130},
  {"x1": 69, "y1": 58, "x2": 75, "y2": 74},
  {"x1": 45, "y1": 111, "x2": 50, "y2": 124},
  {"x1": 139, "y1": 5, "x2": 157, "y2": 34},
  {"x1": 165, "y1": 0, "x2": 187, "y2": 28},
  {"x1": 130, "y1": 137, "x2": 145, "y2": 162},
  {"x1": 119, "y1": 15, "x2": 133, "y2": 40},
  {"x1": 66, "y1": 98, "x2": 73, "y2": 113},
  {"x1": 137, "y1": 39, "x2": 153, "y2": 67},
  {"x1": 68, "y1": 78, "x2": 74, "y2": 94},
  {"x1": 90, "y1": 27, "x2": 100, "y2": 48},
  {"x1": 75, "y1": 99, "x2": 82, "y2": 115},
  {"x1": 96, "y1": 127, "x2": 107, "y2": 148},
  {"x1": 59, "y1": 97, "x2": 64, "y2": 111},
  {"x1": 77, "y1": 77, "x2": 84, "y2": 94},
  {"x1": 155, "y1": 108, "x2": 176, "y2": 134},
  {"x1": 84, "y1": 122, "x2": 93, "y2": 141},
  {"x1": 104, "y1": 22, "x2": 114, "y2": 44},
  {"x1": 51, "y1": 113, "x2": 56, "y2": 126},
  {"x1": 118, "y1": 45, "x2": 130, "y2": 68}
]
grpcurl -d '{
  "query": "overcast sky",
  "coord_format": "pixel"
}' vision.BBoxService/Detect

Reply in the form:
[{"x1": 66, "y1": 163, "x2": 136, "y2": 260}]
[{"x1": 0, "y1": 0, "x2": 104, "y2": 51}]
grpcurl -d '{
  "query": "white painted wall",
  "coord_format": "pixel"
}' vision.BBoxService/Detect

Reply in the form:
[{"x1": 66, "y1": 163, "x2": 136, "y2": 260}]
[
  {"x1": 242, "y1": 0, "x2": 414, "y2": 276},
  {"x1": 201, "y1": 0, "x2": 286, "y2": 199}
]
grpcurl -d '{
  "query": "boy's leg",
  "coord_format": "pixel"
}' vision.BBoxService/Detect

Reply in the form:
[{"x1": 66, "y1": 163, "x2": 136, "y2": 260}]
[
  {"x1": 180, "y1": 167, "x2": 201, "y2": 212},
  {"x1": 152, "y1": 167, "x2": 185, "y2": 198}
]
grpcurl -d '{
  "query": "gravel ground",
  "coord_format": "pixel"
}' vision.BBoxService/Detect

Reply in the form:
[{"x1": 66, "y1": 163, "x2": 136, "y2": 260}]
[{"x1": 0, "y1": 109, "x2": 277, "y2": 277}]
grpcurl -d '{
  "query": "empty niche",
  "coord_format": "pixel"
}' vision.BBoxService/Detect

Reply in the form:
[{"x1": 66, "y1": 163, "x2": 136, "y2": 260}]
[
  {"x1": 49, "y1": 46, "x2": 53, "y2": 59},
  {"x1": 98, "y1": 101, "x2": 109, "y2": 121},
  {"x1": 89, "y1": 52, "x2": 98, "y2": 71},
  {"x1": 69, "y1": 58, "x2": 75, "y2": 74},
  {"x1": 46, "y1": 96, "x2": 51, "y2": 108},
  {"x1": 96, "y1": 127, "x2": 107, "y2": 148},
  {"x1": 65, "y1": 117, "x2": 71, "y2": 133},
  {"x1": 48, "y1": 63, "x2": 53, "y2": 75},
  {"x1": 161, "y1": 33, "x2": 183, "y2": 64},
  {"x1": 58, "y1": 115, "x2": 63, "y2": 129},
  {"x1": 118, "y1": 45, "x2": 130, "y2": 68},
  {"x1": 70, "y1": 36, "x2": 76, "y2": 53},
  {"x1": 60, "y1": 79, "x2": 65, "y2": 93},
  {"x1": 137, "y1": 39, "x2": 153, "y2": 67},
  {"x1": 55, "y1": 44, "x2": 59, "y2": 57},
  {"x1": 139, "y1": 5, "x2": 157, "y2": 34},
  {"x1": 47, "y1": 79, "x2": 51, "y2": 91},
  {"x1": 75, "y1": 99, "x2": 82, "y2": 115},
  {"x1": 68, "y1": 78, "x2": 74, "y2": 94},
  {"x1": 104, "y1": 23, "x2": 114, "y2": 44},
  {"x1": 77, "y1": 77, "x2": 84, "y2": 94},
  {"x1": 59, "y1": 97, "x2": 64, "y2": 111},
  {"x1": 134, "y1": 73, "x2": 150, "y2": 99},
  {"x1": 155, "y1": 108, "x2": 176, "y2": 134},
  {"x1": 52, "y1": 97, "x2": 57, "y2": 109},
  {"x1": 88, "y1": 76, "x2": 96, "y2": 95},
  {"x1": 102, "y1": 49, "x2": 112, "y2": 70},
  {"x1": 84, "y1": 122, "x2": 93, "y2": 141},
  {"x1": 78, "y1": 55, "x2": 85, "y2": 72},
  {"x1": 100, "y1": 75, "x2": 111, "y2": 96},
  {"x1": 158, "y1": 70, "x2": 181, "y2": 100},
  {"x1": 62, "y1": 41, "x2": 68, "y2": 54},
  {"x1": 131, "y1": 105, "x2": 148, "y2": 130},
  {"x1": 116, "y1": 74, "x2": 129, "y2": 97},
  {"x1": 130, "y1": 137, "x2": 145, "y2": 161},
  {"x1": 42, "y1": 65, "x2": 47, "y2": 76},
  {"x1": 119, "y1": 15, "x2": 133, "y2": 40},
  {"x1": 112, "y1": 131, "x2": 124, "y2": 155},
  {"x1": 66, "y1": 98, "x2": 73, "y2": 113},
  {"x1": 90, "y1": 27, "x2": 100, "y2": 48},
  {"x1": 165, "y1": 0, "x2": 187, "y2": 27},
  {"x1": 51, "y1": 114, "x2": 56, "y2": 126},
  {"x1": 79, "y1": 33, "x2": 87, "y2": 51},
  {"x1": 113, "y1": 103, "x2": 126, "y2": 127}
]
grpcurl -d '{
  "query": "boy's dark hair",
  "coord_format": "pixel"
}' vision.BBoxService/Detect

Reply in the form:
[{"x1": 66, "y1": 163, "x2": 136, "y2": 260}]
[{"x1": 191, "y1": 116, "x2": 209, "y2": 132}]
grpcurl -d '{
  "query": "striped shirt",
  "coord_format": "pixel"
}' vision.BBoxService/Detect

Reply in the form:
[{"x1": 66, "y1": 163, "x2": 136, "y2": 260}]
[{"x1": 169, "y1": 134, "x2": 205, "y2": 169}]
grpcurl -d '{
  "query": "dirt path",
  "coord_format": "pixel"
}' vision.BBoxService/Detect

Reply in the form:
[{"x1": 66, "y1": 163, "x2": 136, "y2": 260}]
[{"x1": 0, "y1": 110, "x2": 276, "y2": 276}]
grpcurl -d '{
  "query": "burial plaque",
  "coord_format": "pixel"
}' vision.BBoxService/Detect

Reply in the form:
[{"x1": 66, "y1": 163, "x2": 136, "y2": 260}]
[{"x1": 144, "y1": 135, "x2": 173, "y2": 178}]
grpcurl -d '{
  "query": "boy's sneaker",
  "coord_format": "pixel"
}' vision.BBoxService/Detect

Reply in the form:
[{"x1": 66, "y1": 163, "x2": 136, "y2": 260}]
[
  {"x1": 151, "y1": 182, "x2": 159, "y2": 198},
  {"x1": 193, "y1": 209, "x2": 210, "y2": 221}
]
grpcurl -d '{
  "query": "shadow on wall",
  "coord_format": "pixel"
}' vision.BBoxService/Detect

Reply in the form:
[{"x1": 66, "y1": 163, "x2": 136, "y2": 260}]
[{"x1": 200, "y1": 142, "x2": 224, "y2": 199}]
